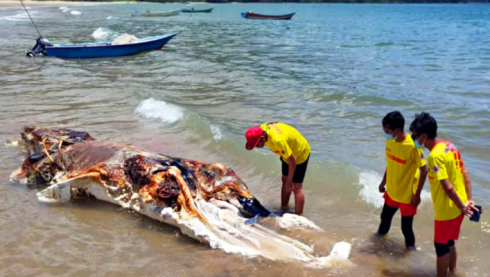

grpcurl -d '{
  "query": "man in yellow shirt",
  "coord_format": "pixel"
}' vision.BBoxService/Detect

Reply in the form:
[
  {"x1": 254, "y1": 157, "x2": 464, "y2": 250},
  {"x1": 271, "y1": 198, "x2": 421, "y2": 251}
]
[
  {"x1": 410, "y1": 112, "x2": 478, "y2": 277},
  {"x1": 245, "y1": 123, "x2": 311, "y2": 215},
  {"x1": 377, "y1": 111, "x2": 428, "y2": 250}
]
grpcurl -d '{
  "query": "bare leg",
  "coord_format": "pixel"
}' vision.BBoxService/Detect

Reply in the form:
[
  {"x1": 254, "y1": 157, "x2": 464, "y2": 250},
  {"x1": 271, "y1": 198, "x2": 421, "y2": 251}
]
[
  {"x1": 437, "y1": 253, "x2": 450, "y2": 277},
  {"x1": 281, "y1": 176, "x2": 292, "y2": 211},
  {"x1": 293, "y1": 183, "x2": 304, "y2": 215},
  {"x1": 449, "y1": 245, "x2": 457, "y2": 273}
]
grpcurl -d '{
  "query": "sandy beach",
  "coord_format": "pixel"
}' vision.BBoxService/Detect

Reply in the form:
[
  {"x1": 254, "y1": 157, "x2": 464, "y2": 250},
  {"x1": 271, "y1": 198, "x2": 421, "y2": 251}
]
[{"x1": 0, "y1": 0, "x2": 141, "y2": 8}]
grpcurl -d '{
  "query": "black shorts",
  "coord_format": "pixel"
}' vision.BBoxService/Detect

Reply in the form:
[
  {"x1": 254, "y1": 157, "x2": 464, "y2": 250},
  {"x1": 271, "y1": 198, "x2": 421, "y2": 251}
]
[{"x1": 281, "y1": 154, "x2": 310, "y2": 183}]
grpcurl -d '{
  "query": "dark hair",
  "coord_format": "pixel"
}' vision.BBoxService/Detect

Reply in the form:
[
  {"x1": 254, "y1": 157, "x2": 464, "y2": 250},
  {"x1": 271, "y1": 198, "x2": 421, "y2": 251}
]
[
  {"x1": 382, "y1": 111, "x2": 405, "y2": 131},
  {"x1": 409, "y1": 112, "x2": 437, "y2": 139}
]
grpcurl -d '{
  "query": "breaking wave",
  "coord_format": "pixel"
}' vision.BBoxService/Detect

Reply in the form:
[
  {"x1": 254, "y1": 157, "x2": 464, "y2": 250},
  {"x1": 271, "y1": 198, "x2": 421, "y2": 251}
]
[
  {"x1": 358, "y1": 170, "x2": 431, "y2": 209},
  {"x1": 210, "y1": 125, "x2": 222, "y2": 141},
  {"x1": 92, "y1": 27, "x2": 113, "y2": 41},
  {"x1": 135, "y1": 98, "x2": 184, "y2": 124},
  {"x1": 1, "y1": 11, "x2": 37, "y2": 22},
  {"x1": 358, "y1": 171, "x2": 385, "y2": 208}
]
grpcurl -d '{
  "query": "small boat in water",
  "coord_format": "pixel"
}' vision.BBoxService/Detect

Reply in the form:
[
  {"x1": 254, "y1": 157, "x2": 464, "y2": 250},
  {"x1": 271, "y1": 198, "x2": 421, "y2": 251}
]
[
  {"x1": 131, "y1": 9, "x2": 181, "y2": 17},
  {"x1": 241, "y1": 12, "x2": 295, "y2": 20},
  {"x1": 26, "y1": 32, "x2": 182, "y2": 59},
  {"x1": 181, "y1": 6, "x2": 214, "y2": 13}
]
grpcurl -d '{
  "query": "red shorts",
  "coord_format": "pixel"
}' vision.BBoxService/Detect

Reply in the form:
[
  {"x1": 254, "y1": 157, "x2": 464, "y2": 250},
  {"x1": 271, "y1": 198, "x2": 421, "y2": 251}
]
[
  {"x1": 384, "y1": 193, "x2": 417, "y2": 216},
  {"x1": 434, "y1": 213, "x2": 464, "y2": 244}
]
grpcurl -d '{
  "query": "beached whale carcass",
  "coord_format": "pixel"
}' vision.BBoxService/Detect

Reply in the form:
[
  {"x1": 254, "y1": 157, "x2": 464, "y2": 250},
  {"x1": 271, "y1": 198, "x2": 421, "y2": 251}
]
[{"x1": 8, "y1": 126, "x2": 351, "y2": 267}]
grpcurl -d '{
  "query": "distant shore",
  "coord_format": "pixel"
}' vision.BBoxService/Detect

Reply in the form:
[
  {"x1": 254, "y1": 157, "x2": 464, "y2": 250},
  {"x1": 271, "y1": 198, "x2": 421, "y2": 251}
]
[
  {"x1": 0, "y1": 0, "x2": 201, "y2": 8},
  {"x1": 0, "y1": 0, "x2": 131, "y2": 7}
]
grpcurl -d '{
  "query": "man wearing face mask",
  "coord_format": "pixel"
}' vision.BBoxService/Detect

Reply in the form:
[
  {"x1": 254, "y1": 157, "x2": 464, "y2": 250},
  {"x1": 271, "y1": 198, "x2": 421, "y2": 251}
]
[
  {"x1": 410, "y1": 112, "x2": 478, "y2": 277},
  {"x1": 245, "y1": 123, "x2": 310, "y2": 215},
  {"x1": 376, "y1": 111, "x2": 428, "y2": 250}
]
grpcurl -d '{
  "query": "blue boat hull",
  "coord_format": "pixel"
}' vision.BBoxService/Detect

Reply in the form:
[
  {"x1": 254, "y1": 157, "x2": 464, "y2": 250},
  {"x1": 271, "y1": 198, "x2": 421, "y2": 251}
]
[{"x1": 44, "y1": 32, "x2": 181, "y2": 59}]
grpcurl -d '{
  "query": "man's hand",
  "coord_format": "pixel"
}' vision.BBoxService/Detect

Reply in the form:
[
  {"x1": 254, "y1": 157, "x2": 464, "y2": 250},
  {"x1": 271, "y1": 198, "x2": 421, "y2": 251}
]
[
  {"x1": 466, "y1": 201, "x2": 483, "y2": 215},
  {"x1": 285, "y1": 180, "x2": 294, "y2": 190},
  {"x1": 378, "y1": 183, "x2": 386, "y2": 193},
  {"x1": 411, "y1": 194, "x2": 421, "y2": 206},
  {"x1": 463, "y1": 202, "x2": 476, "y2": 217}
]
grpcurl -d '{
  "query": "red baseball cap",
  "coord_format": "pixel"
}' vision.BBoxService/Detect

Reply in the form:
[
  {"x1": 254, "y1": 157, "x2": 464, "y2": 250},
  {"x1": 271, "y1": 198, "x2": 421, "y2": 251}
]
[{"x1": 245, "y1": 126, "x2": 264, "y2": 150}]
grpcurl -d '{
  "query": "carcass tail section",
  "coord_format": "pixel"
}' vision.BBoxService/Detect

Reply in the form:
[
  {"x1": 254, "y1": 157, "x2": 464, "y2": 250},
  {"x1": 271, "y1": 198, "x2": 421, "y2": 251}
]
[{"x1": 178, "y1": 197, "x2": 351, "y2": 266}]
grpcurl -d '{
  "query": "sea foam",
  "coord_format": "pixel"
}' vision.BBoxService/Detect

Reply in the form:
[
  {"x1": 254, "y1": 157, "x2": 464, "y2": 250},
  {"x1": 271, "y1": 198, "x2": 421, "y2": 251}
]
[
  {"x1": 135, "y1": 98, "x2": 184, "y2": 124},
  {"x1": 92, "y1": 27, "x2": 112, "y2": 41},
  {"x1": 210, "y1": 125, "x2": 222, "y2": 141},
  {"x1": 358, "y1": 170, "x2": 432, "y2": 209},
  {"x1": 1, "y1": 11, "x2": 37, "y2": 22}
]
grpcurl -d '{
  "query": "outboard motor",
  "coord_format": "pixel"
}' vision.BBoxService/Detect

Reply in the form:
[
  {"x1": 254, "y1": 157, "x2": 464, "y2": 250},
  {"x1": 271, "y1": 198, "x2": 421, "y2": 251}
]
[{"x1": 26, "y1": 37, "x2": 50, "y2": 57}]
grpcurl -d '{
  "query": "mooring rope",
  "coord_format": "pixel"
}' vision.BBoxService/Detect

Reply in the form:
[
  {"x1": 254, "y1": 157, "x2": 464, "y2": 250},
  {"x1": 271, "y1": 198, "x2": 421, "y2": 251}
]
[{"x1": 19, "y1": 0, "x2": 43, "y2": 38}]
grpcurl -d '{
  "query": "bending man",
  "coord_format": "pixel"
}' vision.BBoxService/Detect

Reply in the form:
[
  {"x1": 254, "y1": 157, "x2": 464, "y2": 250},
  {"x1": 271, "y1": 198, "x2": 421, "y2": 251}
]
[{"x1": 245, "y1": 122, "x2": 311, "y2": 215}]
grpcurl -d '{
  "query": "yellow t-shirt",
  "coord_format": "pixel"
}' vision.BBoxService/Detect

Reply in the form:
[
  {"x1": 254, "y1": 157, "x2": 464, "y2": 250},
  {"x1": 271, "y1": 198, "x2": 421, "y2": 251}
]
[
  {"x1": 260, "y1": 123, "x2": 310, "y2": 164},
  {"x1": 385, "y1": 134, "x2": 426, "y2": 204},
  {"x1": 428, "y1": 141, "x2": 468, "y2": 221}
]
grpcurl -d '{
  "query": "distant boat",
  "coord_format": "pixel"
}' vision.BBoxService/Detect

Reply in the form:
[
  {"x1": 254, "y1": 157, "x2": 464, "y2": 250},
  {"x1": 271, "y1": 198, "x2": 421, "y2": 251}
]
[
  {"x1": 26, "y1": 32, "x2": 182, "y2": 59},
  {"x1": 241, "y1": 12, "x2": 295, "y2": 20},
  {"x1": 131, "y1": 9, "x2": 181, "y2": 17},
  {"x1": 181, "y1": 6, "x2": 214, "y2": 13}
]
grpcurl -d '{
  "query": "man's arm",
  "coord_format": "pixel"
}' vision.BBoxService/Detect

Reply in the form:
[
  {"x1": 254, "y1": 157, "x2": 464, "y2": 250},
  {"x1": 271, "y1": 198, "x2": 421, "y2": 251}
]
[
  {"x1": 441, "y1": 179, "x2": 473, "y2": 217},
  {"x1": 462, "y1": 165, "x2": 473, "y2": 202},
  {"x1": 412, "y1": 165, "x2": 428, "y2": 206},
  {"x1": 379, "y1": 169, "x2": 387, "y2": 193},
  {"x1": 286, "y1": 154, "x2": 297, "y2": 186}
]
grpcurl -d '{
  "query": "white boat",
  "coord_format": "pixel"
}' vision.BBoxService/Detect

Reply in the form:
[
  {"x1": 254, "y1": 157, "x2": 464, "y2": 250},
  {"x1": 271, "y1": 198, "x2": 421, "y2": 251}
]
[{"x1": 132, "y1": 9, "x2": 181, "y2": 17}]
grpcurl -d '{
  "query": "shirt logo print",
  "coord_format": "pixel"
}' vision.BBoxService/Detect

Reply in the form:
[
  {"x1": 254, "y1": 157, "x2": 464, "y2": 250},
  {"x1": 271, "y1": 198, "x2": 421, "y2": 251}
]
[
  {"x1": 433, "y1": 165, "x2": 439, "y2": 174},
  {"x1": 444, "y1": 143, "x2": 455, "y2": 154}
]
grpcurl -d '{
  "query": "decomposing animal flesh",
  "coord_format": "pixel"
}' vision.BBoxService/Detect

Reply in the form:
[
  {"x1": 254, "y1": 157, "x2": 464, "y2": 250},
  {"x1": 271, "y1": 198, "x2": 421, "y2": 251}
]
[{"x1": 9, "y1": 126, "x2": 351, "y2": 266}]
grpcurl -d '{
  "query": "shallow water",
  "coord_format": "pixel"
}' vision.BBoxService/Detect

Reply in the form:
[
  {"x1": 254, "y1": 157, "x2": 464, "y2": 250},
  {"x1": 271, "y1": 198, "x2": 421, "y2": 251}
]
[{"x1": 0, "y1": 3, "x2": 489, "y2": 276}]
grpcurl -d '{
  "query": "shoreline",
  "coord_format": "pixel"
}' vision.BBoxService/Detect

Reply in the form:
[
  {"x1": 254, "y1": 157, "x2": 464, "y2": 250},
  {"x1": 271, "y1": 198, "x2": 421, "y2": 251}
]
[{"x1": 0, "y1": 1, "x2": 174, "y2": 8}]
